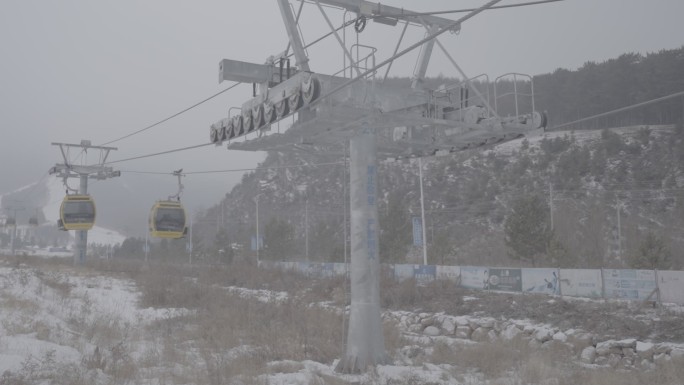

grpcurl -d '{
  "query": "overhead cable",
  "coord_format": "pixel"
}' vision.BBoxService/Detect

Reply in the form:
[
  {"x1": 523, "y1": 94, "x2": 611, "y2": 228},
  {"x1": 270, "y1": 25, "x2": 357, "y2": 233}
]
[{"x1": 98, "y1": 82, "x2": 241, "y2": 146}]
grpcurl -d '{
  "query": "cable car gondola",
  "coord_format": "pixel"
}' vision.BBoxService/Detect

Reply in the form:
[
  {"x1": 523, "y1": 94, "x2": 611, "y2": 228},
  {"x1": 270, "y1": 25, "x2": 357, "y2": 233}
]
[
  {"x1": 58, "y1": 194, "x2": 96, "y2": 231},
  {"x1": 149, "y1": 169, "x2": 187, "y2": 239},
  {"x1": 149, "y1": 200, "x2": 187, "y2": 239}
]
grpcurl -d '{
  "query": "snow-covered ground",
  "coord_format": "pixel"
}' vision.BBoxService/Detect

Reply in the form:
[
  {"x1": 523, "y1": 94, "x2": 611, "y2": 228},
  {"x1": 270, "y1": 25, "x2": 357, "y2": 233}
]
[{"x1": 1, "y1": 258, "x2": 683, "y2": 384}]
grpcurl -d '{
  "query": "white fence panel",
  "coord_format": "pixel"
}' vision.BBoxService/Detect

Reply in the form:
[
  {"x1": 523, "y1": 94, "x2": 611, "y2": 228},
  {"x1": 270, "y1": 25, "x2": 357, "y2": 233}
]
[
  {"x1": 657, "y1": 270, "x2": 684, "y2": 304},
  {"x1": 559, "y1": 269, "x2": 603, "y2": 298},
  {"x1": 436, "y1": 265, "x2": 461, "y2": 282},
  {"x1": 522, "y1": 268, "x2": 560, "y2": 295},
  {"x1": 603, "y1": 269, "x2": 656, "y2": 300},
  {"x1": 460, "y1": 266, "x2": 489, "y2": 290}
]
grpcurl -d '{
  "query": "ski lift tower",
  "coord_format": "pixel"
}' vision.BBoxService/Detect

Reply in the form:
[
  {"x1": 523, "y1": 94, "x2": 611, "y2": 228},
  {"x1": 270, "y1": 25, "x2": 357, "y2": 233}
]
[
  {"x1": 209, "y1": 0, "x2": 547, "y2": 372},
  {"x1": 49, "y1": 140, "x2": 120, "y2": 265}
]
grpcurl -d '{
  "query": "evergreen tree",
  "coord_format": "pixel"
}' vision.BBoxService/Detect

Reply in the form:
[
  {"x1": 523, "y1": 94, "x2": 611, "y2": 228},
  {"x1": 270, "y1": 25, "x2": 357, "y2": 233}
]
[
  {"x1": 630, "y1": 232, "x2": 671, "y2": 270},
  {"x1": 504, "y1": 195, "x2": 553, "y2": 266}
]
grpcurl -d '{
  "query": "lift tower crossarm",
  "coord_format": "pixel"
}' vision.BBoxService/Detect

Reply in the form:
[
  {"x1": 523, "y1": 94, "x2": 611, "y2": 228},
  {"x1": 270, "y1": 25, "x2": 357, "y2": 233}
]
[
  {"x1": 313, "y1": 0, "x2": 461, "y2": 31},
  {"x1": 278, "y1": 0, "x2": 311, "y2": 71}
]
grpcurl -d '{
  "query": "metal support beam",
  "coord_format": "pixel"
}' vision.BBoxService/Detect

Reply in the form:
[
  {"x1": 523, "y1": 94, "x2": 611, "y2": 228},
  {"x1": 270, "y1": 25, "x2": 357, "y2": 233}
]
[
  {"x1": 277, "y1": 0, "x2": 310, "y2": 71},
  {"x1": 75, "y1": 174, "x2": 88, "y2": 265},
  {"x1": 411, "y1": 24, "x2": 439, "y2": 89},
  {"x1": 336, "y1": 124, "x2": 388, "y2": 373}
]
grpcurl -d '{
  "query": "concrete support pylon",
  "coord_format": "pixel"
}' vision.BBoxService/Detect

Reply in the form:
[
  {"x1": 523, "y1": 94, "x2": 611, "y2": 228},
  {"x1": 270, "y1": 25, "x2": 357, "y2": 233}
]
[{"x1": 336, "y1": 125, "x2": 388, "y2": 373}]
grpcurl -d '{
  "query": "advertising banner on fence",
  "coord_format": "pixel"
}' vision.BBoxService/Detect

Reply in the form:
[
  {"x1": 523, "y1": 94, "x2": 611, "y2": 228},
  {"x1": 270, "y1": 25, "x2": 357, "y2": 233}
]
[
  {"x1": 436, "y1": 265, "x2": 461, "y2": 282},
  {"x1": 488, "y1": 268, "x2": 522, "y2": 292},
  {"x1": 559, "y1": 269, "x2": 602, "y2": 298},
  {"x1": 414, "y1": 265, "x2": 436, "y2": 284},
  {"x1": 657, "y1": 270, "x2": 684, "y2": 304},
  {"x1": 394, "y1": 264, "x2": 415, "y2": 280},
  {"x1": 603, "y1": 269, "x2": 656, "y2": 300},
  {"x1": 460, "y1": 266, "x2": 489, "y2": 290},
  {"x1": 522, "y1": 268, "x2": 560, "y2": 295}
]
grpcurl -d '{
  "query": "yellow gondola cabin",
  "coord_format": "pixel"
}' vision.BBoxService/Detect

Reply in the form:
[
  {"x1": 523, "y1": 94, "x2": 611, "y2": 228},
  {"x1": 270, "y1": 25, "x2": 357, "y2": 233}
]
[
  {"x1": 149, "y1": 200, "x2": 187, "y2": 239},
  {"x1": 59, "y1": 194, "x2": 96, "y2": 231}
]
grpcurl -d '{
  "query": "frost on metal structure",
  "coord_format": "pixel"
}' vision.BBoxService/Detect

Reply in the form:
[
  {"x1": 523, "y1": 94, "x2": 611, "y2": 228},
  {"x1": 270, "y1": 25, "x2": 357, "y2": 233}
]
[
  {"x1": 48, "y1": 140, "x2": 120, "y2": 265},
  {"x1": 208, "y1": 0, "x2": 547, "y2": 373}
]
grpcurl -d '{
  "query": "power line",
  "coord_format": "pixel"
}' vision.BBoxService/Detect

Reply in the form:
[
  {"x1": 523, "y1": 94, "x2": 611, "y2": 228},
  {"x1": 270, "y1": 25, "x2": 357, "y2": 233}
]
[
  {"x1": 98, "y1": 82, "x2": 242, "y2": 146},
  {"x1": 105, "y1": 143, "x2": 214, "y2": 165}
]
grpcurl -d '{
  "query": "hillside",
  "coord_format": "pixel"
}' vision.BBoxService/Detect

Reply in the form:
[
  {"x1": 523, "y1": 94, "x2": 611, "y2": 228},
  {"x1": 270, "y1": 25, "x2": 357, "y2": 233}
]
[{"x1": 188, "y1": 47, "x2": 684, "y2": 269}]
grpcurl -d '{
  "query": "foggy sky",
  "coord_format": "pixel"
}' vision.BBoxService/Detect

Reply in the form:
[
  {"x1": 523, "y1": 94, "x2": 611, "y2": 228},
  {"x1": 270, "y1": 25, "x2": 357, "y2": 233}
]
[{"x1": 2, "y1": 0, "x2": 683, "y2": 209}]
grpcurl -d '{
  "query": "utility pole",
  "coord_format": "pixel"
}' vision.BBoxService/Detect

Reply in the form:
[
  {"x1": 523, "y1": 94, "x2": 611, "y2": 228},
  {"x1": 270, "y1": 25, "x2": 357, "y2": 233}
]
[
  {"x1": 616, "y1": 199, "x2": 622, "y2": 258},
  {"x1": 305, "y1": 197, "x2": 309, "y2": 260},
  {"x1": 549, "y1": 182, "x2": 554, "y2": 231},
  {"x1": 418, "y1": 158, "x2": 428, "y2": 265},
  {"x1": 255, "y1": 193, "x2": 263, "y2": 263},
  {"x1": 49, "y1": 140, "x2": 119, "y2": 265}
]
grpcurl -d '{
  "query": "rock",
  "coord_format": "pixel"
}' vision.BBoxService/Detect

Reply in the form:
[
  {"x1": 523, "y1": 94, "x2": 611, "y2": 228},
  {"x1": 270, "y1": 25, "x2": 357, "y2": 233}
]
[
  {"x1": 580, "y1": 347, "x2": 596, "y2": 364},
  {"x1": 639, "y1": 359, "x2": 655, "y2": 370},
  {"x1": 595, "y1": 340, "x2": 622, "y2": 356},
  {"x1": 523, "y1": 324, "x2": 536, "y2": 335},
  {"x1": 408, "y1": 324, "x2": 423, "y2": 333},
  {"x1": 400, "y1": 345, "x2": 424, "y2": 359},
  {"x1": 616, "y1": 338, "x2": 637, "y2": 349},
  {"x1": 542, "y1": 339, "x2": 568, "y2": 352},
  {"x1": 552, "y1": 332, "x2": 567, "y2": 343},
  {"x1": 620, "y1": 356, "x2": 634, "y2": 368},
  {"x1": 607, "y1": 354, "x2": 622, "y2": 368},
  {"x1": 636, "y1": 341, "x2": 654, "y2": 360},
  {"x1": 471, "y1": 327, "x2": 490, "y2": 342},
  {"x1": 594, "y1": 355, "x2": 608, "y2": 366},
  {"x1": 528, "y1": 339, "x2": 542, "y2": 349},
  {"x1": 622, "y1": 347, "x2": 635, "y2": 358},
  {"x1": 534, "y1": 328, "x2": 554, "y2": 343},
  {"x1": 479, "y1": 318, "x2": 496, "y2": 329},
  {"x1": 424, "y1": 326, "x2": 440, "y2": 336},
  {"x1": 654, "y1": 344, "x2": 672, "y2": 355},
  {"x1": 454, "y1": 316, "x2": 469, "y2": 327},
  {"x1": 487, "y1": 329, "x2": 498, "y2": 342},
  {"x1": 455, "y1": 326, "x2": 472, "y2": 339},
  {"x1": 441, "y1": 318, "x2": 456, "y2": 334},
  {"x1": 569, "y1": 332, "x2": 594, "y2": 353},
  {"x1": 468, "y1": 319, "x2": 480, "y2": 330},
  {"x1": 654, "y1": 352, "x2": 671, "y2": 366},
  {"x1": 421, "y1": 317, "x2": 434, "y2": 327},
  {"x1": 670, "y1": 349, "x2": 684, "y2": 365},
  {"x1": 501, "y1": 324, "x2": 522, "y2": 341}
]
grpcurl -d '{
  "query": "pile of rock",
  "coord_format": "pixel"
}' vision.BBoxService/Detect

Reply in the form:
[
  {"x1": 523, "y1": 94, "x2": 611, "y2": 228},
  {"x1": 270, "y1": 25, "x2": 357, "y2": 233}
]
[{"x1": 385, "y1": 311, "x2": 684, "y2": 369}]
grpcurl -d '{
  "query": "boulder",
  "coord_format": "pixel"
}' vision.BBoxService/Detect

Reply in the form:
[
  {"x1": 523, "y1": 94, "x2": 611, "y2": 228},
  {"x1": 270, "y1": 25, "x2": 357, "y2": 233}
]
[
  {"x1": 607, "y1": 354, "x2": 622, "y2": 368},
  {"x1": 670, "y1": 349, "x2": 684, "y2": 365},
  {"x1": 423, "y1": 326, "x2": 440, "y2": 336},
  {"x1": 479, "y1": 318, "x2": 496, "y2": 329},
  {"x1": 471, "y1": 327, "x2": 490, "y2": 342},
  {"x1": 455, "y1": 326, "x2": 472, "y2": 339},
  {"x1": 595, "y1": 340, "x2": 622, "y2": 356},
  {"x1": 487, "y1": 329, "x2": 498, "y2": 342},
  {"x1": 501, "y1": 324, "x2": 523, "y2": 341},
  {"x1": 569, "y1": 332, "x2": 594, "y2": 353},
  {"x1": 654, "y1": 344, "x2": 672, "y2": 355},
  {"x1": 616, "y1": 338, "x2": 637, "y2": 349},
  {"x1": 654, "y1": 352, "x2": 671, "y2": 366},
  {"x1": 420, "y1": 317, "x2": 434, "y2": 327},
  {"x1": 534, "y1": 328, "x2": 554, "y2": 343},
  {"x1": 441, "y1": 318, "x2": 456, "y2": 335},
  {"x1": 552, "y1": 332, "x2": 567, "y2": 343},
  {"x1": 636, "y1": 341, "x2": 654, "y2": 360},
  {"x1": 580, "y1": 347, "x2": 596, "y2": 364},
  {"x1": 454, "y1": 316, "x2": 470, "y2": 327}
]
